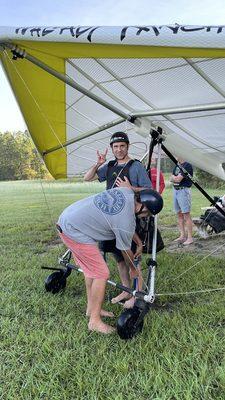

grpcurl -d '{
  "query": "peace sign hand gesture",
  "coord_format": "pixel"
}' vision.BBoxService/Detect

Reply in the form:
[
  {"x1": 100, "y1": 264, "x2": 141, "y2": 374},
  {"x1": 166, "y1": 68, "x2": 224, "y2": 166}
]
[{"x1": 96, "y1": 148, "x2": 108, "y2": 167}]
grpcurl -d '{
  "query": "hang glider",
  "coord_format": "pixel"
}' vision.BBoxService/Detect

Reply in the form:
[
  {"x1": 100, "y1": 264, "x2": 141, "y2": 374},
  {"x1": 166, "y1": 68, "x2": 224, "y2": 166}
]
[{"x1": 1, "y1": 25, "x2": 225, "y2": 179}]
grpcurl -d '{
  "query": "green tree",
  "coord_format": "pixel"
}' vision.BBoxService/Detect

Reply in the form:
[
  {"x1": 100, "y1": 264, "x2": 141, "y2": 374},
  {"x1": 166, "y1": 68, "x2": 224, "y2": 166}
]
[
  {"x1": 195, "y1": 167, "x2": 225, "y2": 189},
  {"x1": 0, "y1": 131, "x2": 51, "y2": 181}
]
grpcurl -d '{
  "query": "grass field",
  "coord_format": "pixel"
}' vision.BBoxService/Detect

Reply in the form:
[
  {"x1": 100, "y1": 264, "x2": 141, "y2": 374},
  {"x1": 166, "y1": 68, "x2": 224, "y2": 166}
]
[{"x1": 1, "y1": 180, "x2": 225, "y2": 400}]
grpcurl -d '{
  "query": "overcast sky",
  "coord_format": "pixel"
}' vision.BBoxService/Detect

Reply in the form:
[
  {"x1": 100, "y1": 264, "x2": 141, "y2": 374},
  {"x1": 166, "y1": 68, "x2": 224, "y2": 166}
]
[{"x1": 1, "y1": 0, "x2": 225, "y2": 132}]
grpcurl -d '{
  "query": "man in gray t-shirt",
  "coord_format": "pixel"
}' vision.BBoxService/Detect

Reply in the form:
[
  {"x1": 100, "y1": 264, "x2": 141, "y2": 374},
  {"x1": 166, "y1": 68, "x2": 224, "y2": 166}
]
[
  {"x1": 57, "y1": 186, "x2": 163, "y2": 335},
  {"x1": 58, "y1": 188, "x2": 136, "y2": 251}
]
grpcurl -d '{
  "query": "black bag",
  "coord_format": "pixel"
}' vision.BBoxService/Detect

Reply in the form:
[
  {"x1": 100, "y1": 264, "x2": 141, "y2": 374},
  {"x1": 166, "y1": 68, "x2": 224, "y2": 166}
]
[
  {"x1": 136, "y1": 216, "x2": 164, "y2": 254},
  {"x1": 203, "y1": 208, "x2": 225, "y2": 234}
]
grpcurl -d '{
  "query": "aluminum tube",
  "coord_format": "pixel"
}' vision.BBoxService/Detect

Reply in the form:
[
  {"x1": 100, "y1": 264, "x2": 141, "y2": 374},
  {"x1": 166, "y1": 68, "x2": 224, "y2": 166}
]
[
  {"x1": 146, "y1": 143, "x2": 162, "y2": 300},
  {"x1": 131, "y1": 102, "x2": 225, "y2": 118},
  {"x1": 43, "y1": 117, "x2": 124, "y2": 155}
]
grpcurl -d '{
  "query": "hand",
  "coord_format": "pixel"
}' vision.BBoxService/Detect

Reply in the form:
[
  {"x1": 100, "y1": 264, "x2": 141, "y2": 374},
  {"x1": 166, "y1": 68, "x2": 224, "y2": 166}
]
[
  {"x1": 96, "y1": 149, "x2": 108, "y2": 167},
  {"x1": 129, "y1": 265, "x2": 139, "y2": 279},
  {"x1": 115, "y1": 176, "x2": 132, "y2": 189},
  {"x1": 134, "y1": 244, "x2": 143, "y2": 258}
]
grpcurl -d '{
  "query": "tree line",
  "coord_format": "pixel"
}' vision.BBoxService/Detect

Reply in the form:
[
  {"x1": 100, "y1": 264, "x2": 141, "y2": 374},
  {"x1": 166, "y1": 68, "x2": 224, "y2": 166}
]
[
  {"x1": 1, "y1": 130, "x2": 224, "y2": 188},
  {"x1": 0, "y1": 131, "x2": 51, "y2": 181}
]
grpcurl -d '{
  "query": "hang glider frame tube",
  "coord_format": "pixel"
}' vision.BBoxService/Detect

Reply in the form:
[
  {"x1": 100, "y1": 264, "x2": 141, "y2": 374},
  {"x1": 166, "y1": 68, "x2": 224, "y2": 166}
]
[
  {"x1": 131, "y1": 103, "x2": 225, "y2": 118},
  {"x1": 42, "y1": 117, "x2": 124, "y2": 155}
]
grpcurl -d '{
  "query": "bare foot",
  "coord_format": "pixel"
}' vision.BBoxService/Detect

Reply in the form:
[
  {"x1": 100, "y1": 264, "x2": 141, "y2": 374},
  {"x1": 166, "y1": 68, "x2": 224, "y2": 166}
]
[
  {"x1": 183, "y1": 239, "x2": 194, "y2": 245},
  {"x1": 88, "y1": 320, "x2": 116, "y2": 334},
  {"x1": 86, "y1": 309, "x2": 114, "y2": 318},
  {"x1": 111, "y1": 291, "x2": 131, "y2": 304},
  {"x1": 174, "y1": 236, "x2": 186, "y2": 243},
  {"x1": 123, "y1": 297, "x2": 135, "y2": 309}
]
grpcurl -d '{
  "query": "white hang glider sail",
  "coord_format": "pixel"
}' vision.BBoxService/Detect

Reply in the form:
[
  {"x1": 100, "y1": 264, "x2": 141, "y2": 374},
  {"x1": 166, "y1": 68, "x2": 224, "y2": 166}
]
[{"x1": 1, "y1": 25, "x2": 225, "y2": 179}]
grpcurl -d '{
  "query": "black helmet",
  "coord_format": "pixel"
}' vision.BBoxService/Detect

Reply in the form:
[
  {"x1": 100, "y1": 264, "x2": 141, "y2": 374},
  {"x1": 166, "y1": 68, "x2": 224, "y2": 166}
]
[
  {"x1": 139, "y1": 189, "x2": 163, "y2": 215},
  {"x1": 110, "y1": 132, "x2": 129, "y2": 146}
]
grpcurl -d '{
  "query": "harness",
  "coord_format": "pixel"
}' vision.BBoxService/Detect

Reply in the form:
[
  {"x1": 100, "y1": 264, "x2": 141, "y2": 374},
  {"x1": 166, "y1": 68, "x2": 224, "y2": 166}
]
[
  {"x1": 105, "y1": 158, "x2": 164, "y2": 254},
  {"x1": 106, "y1": 159, "x2": 139, "y2": 189}
]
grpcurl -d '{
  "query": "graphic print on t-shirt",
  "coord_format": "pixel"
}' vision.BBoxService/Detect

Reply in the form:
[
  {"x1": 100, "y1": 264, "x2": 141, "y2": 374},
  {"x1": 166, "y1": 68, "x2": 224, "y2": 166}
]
[{"x1": 94, "y1": 189, "x2": 125, "y2": 215}]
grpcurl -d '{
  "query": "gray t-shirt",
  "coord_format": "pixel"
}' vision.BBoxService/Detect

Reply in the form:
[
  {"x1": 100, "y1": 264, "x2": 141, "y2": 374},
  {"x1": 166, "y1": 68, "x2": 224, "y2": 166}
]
[
  {"x1": 58, "y1": 188, "x2": 136, "y2": 250},
  {"x1": 97, "y1": 160, "x2": 152, "y2": 188}
]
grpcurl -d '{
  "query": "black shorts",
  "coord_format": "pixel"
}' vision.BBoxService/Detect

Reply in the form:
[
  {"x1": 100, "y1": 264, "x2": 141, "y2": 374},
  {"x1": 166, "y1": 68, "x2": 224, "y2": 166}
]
[{"x1": 99, "y1": 239, "x2": 137, "y2": 263}]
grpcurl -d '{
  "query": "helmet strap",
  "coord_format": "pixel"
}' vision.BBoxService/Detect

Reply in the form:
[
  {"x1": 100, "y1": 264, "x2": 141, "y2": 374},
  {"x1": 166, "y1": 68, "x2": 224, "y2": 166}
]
[{"x1": 136, "y1": 204, "x2": 145, "y2": 216}]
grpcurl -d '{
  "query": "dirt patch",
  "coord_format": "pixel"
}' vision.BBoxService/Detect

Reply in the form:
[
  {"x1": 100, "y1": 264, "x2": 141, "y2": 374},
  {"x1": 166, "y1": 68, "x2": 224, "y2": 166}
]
[
  {"x1": 165, "y1": 230, "x2": 225, "y2": 257},
  {"x1": 45, "y1": 238, "x2": 62, "y2": 248}
]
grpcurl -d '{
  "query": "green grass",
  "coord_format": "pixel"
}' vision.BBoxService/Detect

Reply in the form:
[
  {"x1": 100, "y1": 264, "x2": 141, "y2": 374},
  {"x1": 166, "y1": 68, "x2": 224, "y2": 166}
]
[{"x1": 1, "y1": 180, "x2": 225, "y2": 400}]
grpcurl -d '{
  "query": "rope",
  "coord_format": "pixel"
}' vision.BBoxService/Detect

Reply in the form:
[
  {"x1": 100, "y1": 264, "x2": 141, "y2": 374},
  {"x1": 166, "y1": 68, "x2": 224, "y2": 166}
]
[
  {"x1": 163, "y1": 179, "x2": 225, "y2": 282},
  {"x1": 156, "y1": 286, "x2": 225, "y2": 297},
  {"x1": 171, "y1": 237, "x2": 225, "y2": 282},
  {"x1": 4, "y1": 50, "x2": 67, "y2": 157}
]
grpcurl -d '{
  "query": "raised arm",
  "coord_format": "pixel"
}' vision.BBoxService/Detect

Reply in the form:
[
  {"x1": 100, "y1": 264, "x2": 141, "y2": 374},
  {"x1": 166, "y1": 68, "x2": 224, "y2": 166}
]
[{"x1": 84, "y1": 148, "x2": 108, "y2": 181}]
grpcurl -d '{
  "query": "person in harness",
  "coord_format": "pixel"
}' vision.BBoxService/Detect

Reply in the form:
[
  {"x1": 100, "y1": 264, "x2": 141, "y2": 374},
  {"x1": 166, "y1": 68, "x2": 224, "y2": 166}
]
[{"x1": 84, "y1": 132, "x2": 152, "y2": 307}]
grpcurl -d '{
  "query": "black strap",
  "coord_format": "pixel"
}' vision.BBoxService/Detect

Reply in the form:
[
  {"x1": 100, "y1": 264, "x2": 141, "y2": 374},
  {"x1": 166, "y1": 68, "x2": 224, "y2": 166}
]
[
  {"x1": 106, "y1": 159, "x2": 139, "y2": 189},
  {"x1": 56, "y1": 224, "x2": 62, "y2": 233}
]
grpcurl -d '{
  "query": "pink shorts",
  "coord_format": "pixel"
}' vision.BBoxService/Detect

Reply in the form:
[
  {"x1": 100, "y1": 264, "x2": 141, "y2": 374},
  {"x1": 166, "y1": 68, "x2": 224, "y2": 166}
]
[{"x1": 59, "y1": 232, "x2": 109, "y2": 280}]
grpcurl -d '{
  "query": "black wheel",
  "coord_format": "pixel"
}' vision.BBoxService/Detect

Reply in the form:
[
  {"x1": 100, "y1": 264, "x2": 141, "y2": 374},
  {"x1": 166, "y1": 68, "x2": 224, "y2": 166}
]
[
  {"x1": 45, "y1": 271, "x2": 67, "y2": 294},
  {"x1": 117, "y1": 306, "x2": 144, "y2": 340}
]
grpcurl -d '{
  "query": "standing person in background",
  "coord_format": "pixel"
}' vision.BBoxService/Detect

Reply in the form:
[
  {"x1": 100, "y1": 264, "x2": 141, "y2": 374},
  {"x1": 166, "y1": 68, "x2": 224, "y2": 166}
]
[
  {"x1": 170, "y1": 158, "x2": 193, "y2": 245},
  {"x1": 150, "y1": 158, "x2": 165, "y2": 194},
  {"x1": 84, "y1": 131, "x2": 152, "y2": 307}
]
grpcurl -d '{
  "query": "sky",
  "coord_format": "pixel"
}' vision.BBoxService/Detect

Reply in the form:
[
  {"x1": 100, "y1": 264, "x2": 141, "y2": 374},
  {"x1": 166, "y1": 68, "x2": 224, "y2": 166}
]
[{"x1": 1, "y1": 0, "x2": 225, "y2": 132}]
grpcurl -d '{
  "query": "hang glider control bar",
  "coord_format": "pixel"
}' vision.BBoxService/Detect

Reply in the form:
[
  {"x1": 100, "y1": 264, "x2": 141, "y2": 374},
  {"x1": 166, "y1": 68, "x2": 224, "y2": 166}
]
[{"x1": 3, "y1": 43, "x2": 225, "y2": 156}]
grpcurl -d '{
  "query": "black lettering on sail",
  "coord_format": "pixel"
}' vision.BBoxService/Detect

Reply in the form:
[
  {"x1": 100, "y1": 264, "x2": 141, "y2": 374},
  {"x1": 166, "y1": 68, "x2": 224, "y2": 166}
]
[
  {"x1": 42, "y1": 27, "x2": 58, "y2": 37},
  {"x1": 30, "y1": 27, "x2": 42, "y2": 37},
  {"x1": 164, "y1": 25, "x2": 180, "y2": 34},
  {"x1": 87, "y1": 27, "x2": 99, "y2": 42},
  {"x1": 120, "y1": 26, "x2": 150, "y2": 41},
  {"x1": 180, "y1": 26, "x2": 205, "y2": 32},
  {"x1": 59, "y1": 27, "x2": 76, "y2": 37},
  {"x1": 14, "y1": 24, "x2": 225, "y2": 41},
  {"x1": 205, "y1": 25, "x2": 225, "y2": 34},
  {"x1": 15, "y1": 27, "x2": 31, "y2": 35}
]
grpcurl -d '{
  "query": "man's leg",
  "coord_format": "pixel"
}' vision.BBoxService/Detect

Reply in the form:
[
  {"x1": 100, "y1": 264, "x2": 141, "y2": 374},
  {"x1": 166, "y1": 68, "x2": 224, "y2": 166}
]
[
  {"x1": 123, "y1": 264, "x2": 143, "y2": 309},
  {"x1": 173, "y1": 190, "x2": 186, "y2": 242},
  {"x1": 111, "y1": 260, "x2": 132, "y2": 303},
  {"x1": 85, "y1": 276, "x2": 93, "y2": 315},
  {"x1": 183, "y1": 212, "x2": 193, "y2": 245},
  {"x1": 59, "y1": 235, "x2": 114, "y2": 333},
  {"x1": 85, "y1": 276, "x2": 114, "y2": 318},
  {"x1": 174, "y1": 211, "x2": 186, "y2": 241},
  {"x1": 88, "y1": 278, "x2": 115, "y2": 334},
  {"x1": 180, "y1": 188, "x2": 193, "y2": 245}
]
